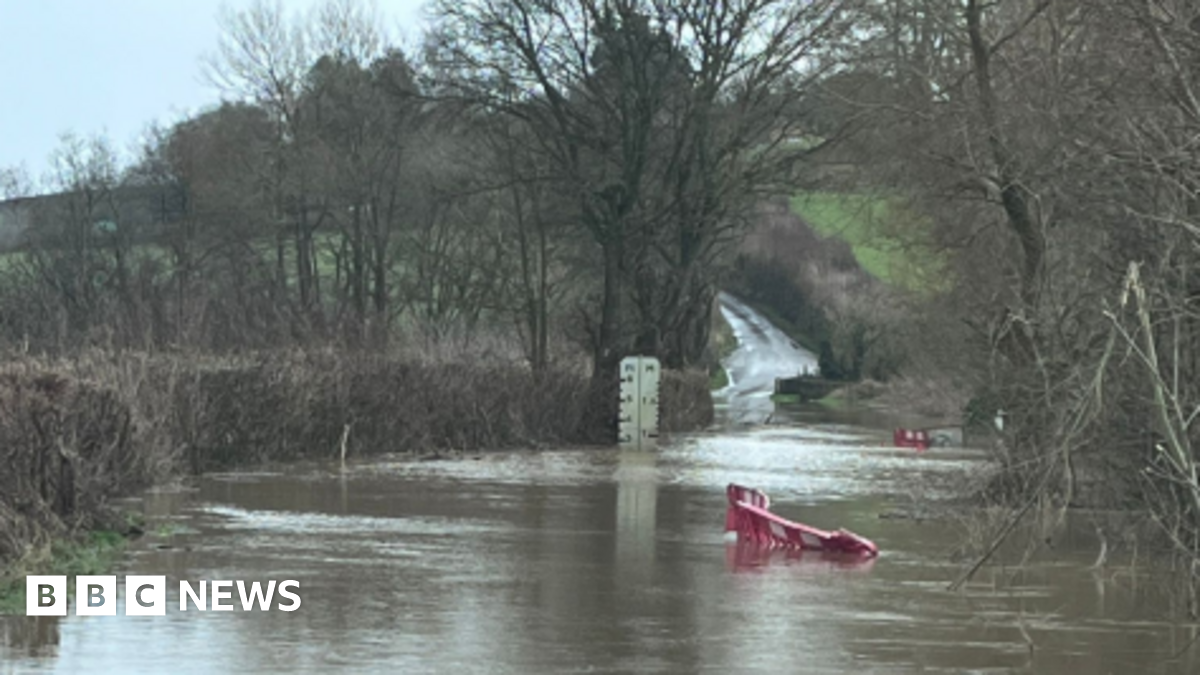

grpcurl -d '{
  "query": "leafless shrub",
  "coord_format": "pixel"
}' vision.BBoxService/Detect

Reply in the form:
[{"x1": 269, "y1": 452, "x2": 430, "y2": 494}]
[
  {"x1": 659, "y1": 370, "x2": 715, "y2": 434},
  {"x1": 0, "y1": 349, "x2": 715, "y2": 567},
  {"x1": 0, "y1": 365, "x2": 140, "y2": 565}
]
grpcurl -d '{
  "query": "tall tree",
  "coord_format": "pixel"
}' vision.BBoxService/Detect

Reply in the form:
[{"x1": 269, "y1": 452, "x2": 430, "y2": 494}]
[
  {"x1": 431, "y1": 0, "x2": 856, "y2": 373},
  {"x1": 303, "y1": 48, "x2": 420, "y2": 344}
]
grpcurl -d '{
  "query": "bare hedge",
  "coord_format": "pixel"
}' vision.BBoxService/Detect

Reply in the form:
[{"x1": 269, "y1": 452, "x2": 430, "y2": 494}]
[{"x1": 0, "y1": 352, "x2": 713, "y2": 565}]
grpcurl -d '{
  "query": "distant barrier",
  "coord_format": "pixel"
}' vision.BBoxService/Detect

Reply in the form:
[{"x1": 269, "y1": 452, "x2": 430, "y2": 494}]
[
  {"x1": 893, "y1": 426, "x2": 964, "y2": 450},
  {"x1": 893, "y1": 428, "x2": 930, "y2": 451}
]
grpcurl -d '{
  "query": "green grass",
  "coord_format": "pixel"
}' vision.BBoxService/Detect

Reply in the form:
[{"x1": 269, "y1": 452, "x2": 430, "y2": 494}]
[
  {"x1": 789, "y1": 192, "x2": 945, "y2": 292},
  {"x1": 709, "y1": 366, "x2": 729, "y2": 390},
  {"x1": 815, "y1": 393, "x2": 849, "y2": 410},
  {"x1": 0, "y1": 230, "x2": 407, "y2": 306},
  {"x1": 770, "y1": 392, "x2": 801, "y2": 404},
  {"x1": 0, "y1": 530, "x2": 128, "y2": 615}
]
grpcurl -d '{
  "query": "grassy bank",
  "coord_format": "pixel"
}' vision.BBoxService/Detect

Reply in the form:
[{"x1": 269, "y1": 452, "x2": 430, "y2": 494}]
[
  {"x1": 789, "y1": 192, "x2": 943, "y2": 293},
  {"x1": 790, "y1": 193, "x2": 898, "y2": 282},
  {"x1": 0, "y1": 530, "x2": 128, "y2": 614},
  {"x1": 708, "y1": 303, "x2": 736, "y2": 390},
  {"x1": 709, "y1": 361, "x2": 729, "y2": 390}
]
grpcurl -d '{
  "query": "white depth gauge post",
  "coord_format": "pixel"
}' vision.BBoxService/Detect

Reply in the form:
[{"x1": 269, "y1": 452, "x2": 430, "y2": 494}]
[{"x1": 618, "y1": 356, "x2": 661, "y2": 450}]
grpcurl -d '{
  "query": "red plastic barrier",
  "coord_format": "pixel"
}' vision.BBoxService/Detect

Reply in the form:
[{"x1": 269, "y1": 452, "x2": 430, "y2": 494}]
[
  {"x1": 724, "y1": 484, "x2": 878, "y2": 558},
  {"x1": 724, "y1": 483, "x2": 770, "y2": 531},
  {"x1": 726, "y1": 540, "x2": 878, "y2": 572},
  {"x1": 893, "y1": 428, "x2": 929, "y2": 451}
]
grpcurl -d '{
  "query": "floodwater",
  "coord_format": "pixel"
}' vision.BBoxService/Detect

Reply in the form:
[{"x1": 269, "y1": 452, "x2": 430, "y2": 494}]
[
  {"x1": 4, "y1": 426, "x2": 1198, "y2": 674},
  {"x1": 4, "y1": 299, "x2": 1199, "y2": 673}
]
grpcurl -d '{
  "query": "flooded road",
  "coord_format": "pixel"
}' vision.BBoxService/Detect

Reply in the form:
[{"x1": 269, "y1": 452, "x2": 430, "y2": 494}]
[
  {"x1": 5, "y1": 431, "x2": 1198, "y2": 674},
  {"x1": 4, "y1": 301, "x2": 1199, "y2": 673},
  {"x1": 717, "y1": 292, "x2": 817, "y2": 424}
]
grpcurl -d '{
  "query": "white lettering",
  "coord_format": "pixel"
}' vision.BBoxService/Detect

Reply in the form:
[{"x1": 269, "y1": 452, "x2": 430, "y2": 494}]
[
  {"x1": 237, "y1": 580, "x2": 276, "y2": 611},
  {"x1": 211, "y1": 580, "x2": 233, "y2": 611},
  {"x1": 276, "y1": 580, "x2": 301, "y2": 612},
  {"x1": 179, "y1": 580, "x2": 207, "y2": 611},
  {"x1": 124, "y1": 576, "x2": 166, "y2": 616}
]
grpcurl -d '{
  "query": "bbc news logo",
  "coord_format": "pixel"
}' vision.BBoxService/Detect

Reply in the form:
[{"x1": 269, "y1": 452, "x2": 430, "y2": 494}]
[{"x1": 26, "y1": 576, "x2": 301, "y2": 616}]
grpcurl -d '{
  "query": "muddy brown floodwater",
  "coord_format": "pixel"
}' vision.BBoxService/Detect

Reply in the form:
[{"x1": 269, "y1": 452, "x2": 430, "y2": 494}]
[
  {"x1": 4, "y1": 300, "x2": 1199, "y2": 673},
  {"x1": 3, "y1": 417, "x2": 1199, "y2": 674}
]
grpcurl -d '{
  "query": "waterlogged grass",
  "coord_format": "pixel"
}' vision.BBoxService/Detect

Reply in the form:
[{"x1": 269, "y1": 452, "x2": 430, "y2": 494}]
[
  {"x1": 789, "y1": 192, "x2": 945, "y2": 292},
  {"x1": 0, "y1": 530, "x2": 128, "y2": 615},
  {"x1": 709, "y1": 365, "x2": 729, "y2": 390},
  {"x1": 771, "y1": 391, "x2": 850, "y2": 407},
  {"x1": 709, "y1": 304, "x2": 737, "y2": 390},
  {"x1": 816, "y1": 392, "x2": 849, "y2": 410}
]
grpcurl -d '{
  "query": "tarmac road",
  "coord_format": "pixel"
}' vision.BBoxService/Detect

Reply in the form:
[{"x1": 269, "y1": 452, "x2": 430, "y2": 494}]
[{"x1": 715, "y1": 292, "x2": 818, "y2": 424}]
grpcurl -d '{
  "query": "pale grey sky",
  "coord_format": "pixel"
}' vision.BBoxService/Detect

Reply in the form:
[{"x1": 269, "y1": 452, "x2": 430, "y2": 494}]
[{"x1": 0, "y1": 0, "x2": 429, "y2": 183}]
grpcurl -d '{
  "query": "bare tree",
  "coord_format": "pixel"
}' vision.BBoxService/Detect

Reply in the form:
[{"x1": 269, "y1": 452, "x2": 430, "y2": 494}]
[
  {"x1": 820, "y1": 0, "x2": 1200, "y2": 587},
  {"x1": 430, "y1": 0, "x2": 857, "y2": 373},
  {"x1": 203, "y1": 0, "x2": 408, "y2": 340}
]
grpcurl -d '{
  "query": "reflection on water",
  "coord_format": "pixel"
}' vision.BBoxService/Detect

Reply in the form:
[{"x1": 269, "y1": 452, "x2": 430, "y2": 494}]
[
  {"x1": 1, "y1": 617, "x2": 59, "y2": 660},
  {"x1": 615, "y1": 451, "x2": 657, "y2": 585},
  {"x1": 725, "y1": 542, "x2": 878, "y2": 574},
  {"x1": 3, "y1": 422, "x2": 1199, "y2": 674}
]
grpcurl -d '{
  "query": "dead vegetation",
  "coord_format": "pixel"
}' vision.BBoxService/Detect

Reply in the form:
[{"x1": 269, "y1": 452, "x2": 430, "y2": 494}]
[
  {"x1": 0, "y1": 366, "x2": 140, "y2": 566},
  {"x1": 0, "y1": 351, "x2": 713, "y2": 569},
  {"x1": 777, "y1": 0, "x2": 1200, "y2": 602}
]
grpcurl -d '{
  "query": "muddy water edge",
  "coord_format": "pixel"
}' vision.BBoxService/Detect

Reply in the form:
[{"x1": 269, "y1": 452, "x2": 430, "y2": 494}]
[{"x1": 2, "y1": 404, "x2": 1198, "y2": 674}]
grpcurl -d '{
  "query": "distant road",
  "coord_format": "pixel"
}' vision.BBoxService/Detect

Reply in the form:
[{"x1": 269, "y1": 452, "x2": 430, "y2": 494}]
[{"x1": 715, "y1": 292, "x2": 818, "y2": 424}]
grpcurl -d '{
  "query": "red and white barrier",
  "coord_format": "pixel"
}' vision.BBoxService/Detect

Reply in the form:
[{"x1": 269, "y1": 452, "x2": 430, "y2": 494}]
[
  {"x1": 724, "y1": 483, "x2": 769, "y2": 532},
  {"x1": 893, "y1": 428, "x2": 929, "y2": 451},
  {"x1": 724, "y1": 484, "x2": 878, "y2": 558}
]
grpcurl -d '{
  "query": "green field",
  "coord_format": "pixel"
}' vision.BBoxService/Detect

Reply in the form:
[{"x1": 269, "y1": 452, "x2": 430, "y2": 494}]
[
  {"x1": 789, "y1": 193, "x2": 943, "y2": 292},
  {"x1": 0, "y1": 231, "x2": 407, "y2": 302}
]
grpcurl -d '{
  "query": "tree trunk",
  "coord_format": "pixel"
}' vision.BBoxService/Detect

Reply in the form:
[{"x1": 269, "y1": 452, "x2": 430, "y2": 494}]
[
  {"x1": 594, "y1": 237, "x2": 624, "y2": 378},
  {"x1": 966, "y1": 0, "x2": 1045, "y2": 310}
]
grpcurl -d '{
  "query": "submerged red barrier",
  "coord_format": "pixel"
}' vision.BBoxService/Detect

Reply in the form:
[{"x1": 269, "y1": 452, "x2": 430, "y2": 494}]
[
  {"x1": 893, "y1": 428, "x2": 929, "y2": 451},
  {"x1": 724, "y1": 484, "x2": 878, "y2": 558},
  {"x1": 724, "y1": 484, "x2": 770, "y2": 532},
  {"x1": 725, "y1": 539, "x2": 878, "y2": 571}
]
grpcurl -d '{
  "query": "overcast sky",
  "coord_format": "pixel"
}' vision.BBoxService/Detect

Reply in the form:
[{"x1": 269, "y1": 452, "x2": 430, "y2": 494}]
[{"x1": 0, "y1": 0, "x2": 429, "y2": 183}]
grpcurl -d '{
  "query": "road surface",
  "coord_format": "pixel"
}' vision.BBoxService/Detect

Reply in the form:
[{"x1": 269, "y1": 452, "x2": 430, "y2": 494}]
[{"x1": 715, "y1": 292, "x2": 818, "y2": 423}]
